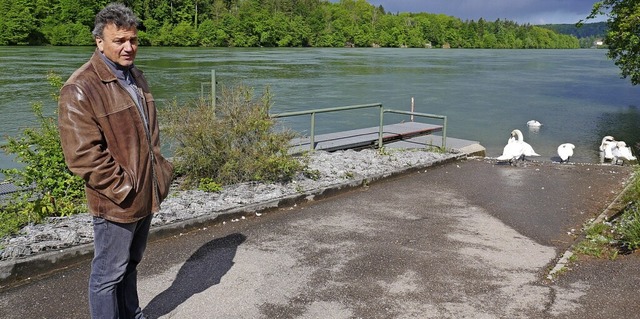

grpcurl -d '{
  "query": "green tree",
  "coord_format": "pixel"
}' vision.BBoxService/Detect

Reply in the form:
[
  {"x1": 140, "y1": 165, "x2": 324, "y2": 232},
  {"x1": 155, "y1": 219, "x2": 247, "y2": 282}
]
[
  {"x1": 0, "y1": 0, "x2": 582, "y2": 48},
  {"x1": 587, "y1": 0, "x2": 640, "y2": 85},
  {"x1": 172, "y1": 21, "x2": 198, "y2": 46},
  {"x1": 45, "y1": 22, "x2": 93, "y2": 46},
  {"x1": 197, "y1": 19, "x2": 218, "y2": 46},
  {"x1": 0, "y1": 0, "x2": 37, "y2": 45}
]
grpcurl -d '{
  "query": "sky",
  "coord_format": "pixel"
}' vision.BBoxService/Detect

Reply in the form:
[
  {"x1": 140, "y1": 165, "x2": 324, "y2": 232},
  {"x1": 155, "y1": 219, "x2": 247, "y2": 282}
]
[{"x1": 353, "y1": 0, "x2": 606, "y2": 25}]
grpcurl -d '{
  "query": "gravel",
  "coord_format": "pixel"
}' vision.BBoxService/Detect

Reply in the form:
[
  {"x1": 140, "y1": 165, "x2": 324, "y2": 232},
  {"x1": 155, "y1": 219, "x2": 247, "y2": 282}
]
[{"x1": 0, "y1": 149, "x2": 460, "y2": 261}]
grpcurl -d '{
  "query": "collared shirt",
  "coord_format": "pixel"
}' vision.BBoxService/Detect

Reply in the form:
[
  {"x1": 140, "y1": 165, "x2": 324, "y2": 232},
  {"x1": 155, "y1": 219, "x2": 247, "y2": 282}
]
[{"x1": 99, "y1": 52, "x2": 149, "y2": 130}]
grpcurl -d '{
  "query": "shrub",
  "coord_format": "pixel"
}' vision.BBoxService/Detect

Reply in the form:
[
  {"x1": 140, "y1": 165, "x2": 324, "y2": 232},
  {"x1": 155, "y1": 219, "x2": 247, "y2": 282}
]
[
  {"x1": 0, "y1": 72, "x2": 86, "y2": 238},
  {"x1": 161, "y1": 83, "x2": 303, "y2": 188},
  {"x1": 197, "y1": 178, "x2": 223, "y2": 193}
]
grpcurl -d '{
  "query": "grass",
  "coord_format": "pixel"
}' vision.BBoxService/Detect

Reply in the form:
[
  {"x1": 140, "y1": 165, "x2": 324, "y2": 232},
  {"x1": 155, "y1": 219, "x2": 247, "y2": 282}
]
[
  {"x1": 574, "y1": 165, "x2": 640, "y2": 259},
  {"x1": 573, "y1": 219, "x2": 618, "y2": 259}
]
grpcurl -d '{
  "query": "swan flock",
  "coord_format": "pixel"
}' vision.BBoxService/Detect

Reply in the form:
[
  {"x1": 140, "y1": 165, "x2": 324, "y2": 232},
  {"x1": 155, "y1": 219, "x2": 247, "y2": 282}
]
[{"x1": 495, "y1": 121, "x2": 636, "y2": 166}]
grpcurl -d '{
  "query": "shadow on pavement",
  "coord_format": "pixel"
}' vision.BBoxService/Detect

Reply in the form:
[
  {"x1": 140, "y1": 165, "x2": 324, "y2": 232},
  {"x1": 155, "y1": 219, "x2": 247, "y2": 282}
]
[{"x1": 144, "y1": 233, "x2": 247, "y2": 318}]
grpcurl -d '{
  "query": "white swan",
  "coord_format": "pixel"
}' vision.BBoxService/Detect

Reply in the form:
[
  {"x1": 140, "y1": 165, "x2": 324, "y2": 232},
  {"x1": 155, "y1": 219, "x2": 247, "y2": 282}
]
[
  {"x1": 496, "y1": 129, "x2": 539, "y2": 164},
  {"x1": 612, "y1": 141, "x2": 637, "y2": 165},
  {"x1": 599, "y1": 136, "x2": 616, "y2": 163},
  {"x1": 557, "y1": 143, "x2": 575, "y2": 163},
  {"x1": 496, "y1": 134, "x2": 524, "y2": 164},
  {"x1": 526, "y1": 120, "x2": 542, "y2": 127},
  {"x1": 512, "y1": 129, "x2": 540, "y2": 158}
]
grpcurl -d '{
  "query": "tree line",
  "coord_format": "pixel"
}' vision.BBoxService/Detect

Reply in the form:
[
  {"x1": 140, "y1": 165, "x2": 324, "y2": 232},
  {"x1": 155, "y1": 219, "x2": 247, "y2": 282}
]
[
  {"x1": 1, "y1": 0, "x2": 579, "y2": 49},
  {"x1": 540, "y1": 22, "x2": 607, "y2": 48}
]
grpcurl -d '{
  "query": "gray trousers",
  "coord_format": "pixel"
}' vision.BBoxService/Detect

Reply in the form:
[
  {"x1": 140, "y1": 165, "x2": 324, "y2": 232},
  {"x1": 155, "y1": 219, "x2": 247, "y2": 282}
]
[{"x1": 89, "y1": 215, "x2": 152, "y2": 319}]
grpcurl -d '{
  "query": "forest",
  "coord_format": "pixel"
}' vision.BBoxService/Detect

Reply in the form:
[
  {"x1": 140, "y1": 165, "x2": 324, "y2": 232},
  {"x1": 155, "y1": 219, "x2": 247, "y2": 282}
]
[
  {"x1": 0, "y1": 0, "x2": 581, "y2": 49},
  {"x1": 540, "y1": 22, "x2": 607, "y2": 48}
]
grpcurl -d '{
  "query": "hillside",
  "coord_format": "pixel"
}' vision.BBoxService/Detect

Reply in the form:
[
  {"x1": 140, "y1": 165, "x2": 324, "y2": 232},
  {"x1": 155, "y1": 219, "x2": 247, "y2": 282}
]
[{"x1": 540, "y1": 22, "x2": 607, "y2": 48}]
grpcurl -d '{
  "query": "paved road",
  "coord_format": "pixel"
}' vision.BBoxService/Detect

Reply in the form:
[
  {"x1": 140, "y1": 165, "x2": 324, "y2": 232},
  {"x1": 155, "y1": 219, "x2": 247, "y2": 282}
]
[{"x1": 0, "y1": 158, "x2": 638, "y2": 318}]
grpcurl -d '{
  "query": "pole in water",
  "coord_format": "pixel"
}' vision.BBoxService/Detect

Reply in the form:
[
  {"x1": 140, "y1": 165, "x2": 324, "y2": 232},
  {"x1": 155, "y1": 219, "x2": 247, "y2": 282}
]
[
  {"x1": 211, "y1": 69, "x2": 216, "y2": 113},
  {"x1": 411, "y1": 97, "x2": 415, "y2": 122}
]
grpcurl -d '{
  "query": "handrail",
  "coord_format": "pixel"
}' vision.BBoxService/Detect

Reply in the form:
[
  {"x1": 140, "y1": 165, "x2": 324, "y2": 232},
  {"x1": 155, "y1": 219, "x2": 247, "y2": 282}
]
[
  {"x1": 383, "y1": 109, "x2": 447, "y2": 149},
  {"x1": 270, "y1": 103, "x2": 447, "y2": 151},
  {"x1": 271, "y1": 103, "x2": 383, "y2": 151}
]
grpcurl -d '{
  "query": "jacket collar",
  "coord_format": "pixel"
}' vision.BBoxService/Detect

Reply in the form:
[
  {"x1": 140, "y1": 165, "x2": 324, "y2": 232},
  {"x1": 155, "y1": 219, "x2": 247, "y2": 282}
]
[{"x1": 90, "y1": 49, "x2": 144, "y2": 83}]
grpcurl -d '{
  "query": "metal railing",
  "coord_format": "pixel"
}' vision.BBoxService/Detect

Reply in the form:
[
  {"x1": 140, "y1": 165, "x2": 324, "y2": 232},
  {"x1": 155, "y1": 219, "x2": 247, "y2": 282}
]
[
  {"x1": 195, "y1": 69, "x2": 447, "y2": 151},
  {"x1": 271, "y1": 103, "x2": 383, "y2": 151},
  {"x1": 270, "y1": 103, "x2": 447, "y2": 151},
  {"x1": 383, "y1": 109, "x2": 448, "y2": 150}
]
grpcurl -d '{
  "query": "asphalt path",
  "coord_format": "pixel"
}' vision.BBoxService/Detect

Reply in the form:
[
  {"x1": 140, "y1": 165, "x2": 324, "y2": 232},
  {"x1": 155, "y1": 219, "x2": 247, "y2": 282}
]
[{"x1": 0, "y1": 158, "x2": 638, "y2": 318}]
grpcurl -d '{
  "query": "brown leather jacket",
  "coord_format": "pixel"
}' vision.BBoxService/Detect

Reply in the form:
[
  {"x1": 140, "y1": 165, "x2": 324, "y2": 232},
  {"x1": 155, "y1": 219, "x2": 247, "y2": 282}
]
[{"x1": 58, "y1": 50, "x2": 173, "y2": 223}]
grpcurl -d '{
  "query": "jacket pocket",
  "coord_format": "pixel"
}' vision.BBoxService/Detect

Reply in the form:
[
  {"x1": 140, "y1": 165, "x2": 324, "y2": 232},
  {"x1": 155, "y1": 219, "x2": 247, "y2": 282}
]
[
  {"x1": 156, "y1": 157, "x2": 174, "y2": 202},
  {"x1": 94, "y1": 91, "x2": 136, "y2": 118}
]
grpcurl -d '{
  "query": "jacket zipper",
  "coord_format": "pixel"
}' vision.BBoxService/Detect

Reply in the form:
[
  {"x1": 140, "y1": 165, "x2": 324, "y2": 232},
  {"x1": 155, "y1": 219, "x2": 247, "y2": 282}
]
[
  {"x1": 135, "y1": 86, "x2": 162, "y2": 208},
  {"x1": 119, "y1": 76, "x2": 161, "y2": 209}
]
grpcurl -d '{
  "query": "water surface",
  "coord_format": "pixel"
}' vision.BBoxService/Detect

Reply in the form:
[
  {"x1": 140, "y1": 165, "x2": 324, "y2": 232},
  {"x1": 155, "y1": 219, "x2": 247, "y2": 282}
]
[{"x1": 1, "y1": 47, "x2": 638, "y2": 169}]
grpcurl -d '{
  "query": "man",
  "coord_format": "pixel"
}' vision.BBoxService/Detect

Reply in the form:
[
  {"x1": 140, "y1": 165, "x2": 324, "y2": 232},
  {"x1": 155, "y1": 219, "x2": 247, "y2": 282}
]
[{"x1": 58, "y1": 3, "x2": 174, "y2": 319}]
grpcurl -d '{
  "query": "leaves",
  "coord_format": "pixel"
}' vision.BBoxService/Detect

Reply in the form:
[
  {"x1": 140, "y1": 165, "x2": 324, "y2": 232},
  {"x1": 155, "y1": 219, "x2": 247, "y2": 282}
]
[
  {"x1": 588, "y1": 0, "x2": 640, "y2": 85},
  {"x1": 0, "y1": 0, "x2": 578, "y2": 48},
  {"x1": 161, "y1": 83, "x2": 302, "y2": 187},
  {"x1": 0, "y1": 73, "x2": 86, "y2": 237}
]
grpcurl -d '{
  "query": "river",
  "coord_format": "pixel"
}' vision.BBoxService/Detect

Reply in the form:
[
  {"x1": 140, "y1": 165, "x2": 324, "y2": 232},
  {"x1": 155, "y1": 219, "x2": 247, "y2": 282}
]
[{"x1": 0, "y1": 47, "x2": 638, "y2": 169}]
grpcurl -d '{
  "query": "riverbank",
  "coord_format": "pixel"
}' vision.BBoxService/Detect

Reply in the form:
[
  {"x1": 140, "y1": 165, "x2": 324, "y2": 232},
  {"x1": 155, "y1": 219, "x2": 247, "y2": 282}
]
[
  {"x1": 0, "y1": 148, "x2": 461, "y2": 263},
  {"x1": 2, "y1": 153, "x2": 638, "y2": 318}
]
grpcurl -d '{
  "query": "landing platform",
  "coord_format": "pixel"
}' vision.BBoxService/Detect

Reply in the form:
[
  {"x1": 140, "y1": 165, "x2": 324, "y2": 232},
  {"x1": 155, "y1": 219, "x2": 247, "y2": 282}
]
[
  {"x1": 289, "y1": 122, "x2": 485, "y2": 157},
  {"x1": 385, "y1": 134, "x2": 486, "y2": 157},
  {"x1": 290, "y1": 122, "x2": 442, "y2": 154}
]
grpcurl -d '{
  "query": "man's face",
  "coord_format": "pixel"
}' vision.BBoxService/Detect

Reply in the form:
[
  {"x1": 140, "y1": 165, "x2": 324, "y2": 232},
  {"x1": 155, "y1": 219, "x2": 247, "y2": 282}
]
[{"x1": 96, "y1": 23, "x2": 138, "y2": 67}]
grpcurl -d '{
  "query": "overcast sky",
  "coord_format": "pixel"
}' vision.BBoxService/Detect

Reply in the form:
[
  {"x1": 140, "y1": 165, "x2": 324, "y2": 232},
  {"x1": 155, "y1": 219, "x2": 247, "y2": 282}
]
[{"x1": 347, "y1": 0, "x2": 606, "y2": 25}]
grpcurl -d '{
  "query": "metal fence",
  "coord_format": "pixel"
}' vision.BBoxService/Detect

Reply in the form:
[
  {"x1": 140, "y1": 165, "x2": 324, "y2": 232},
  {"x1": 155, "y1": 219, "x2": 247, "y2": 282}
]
[{"x1": 270, "y1": 103, "x2": 447, "y2": 151}]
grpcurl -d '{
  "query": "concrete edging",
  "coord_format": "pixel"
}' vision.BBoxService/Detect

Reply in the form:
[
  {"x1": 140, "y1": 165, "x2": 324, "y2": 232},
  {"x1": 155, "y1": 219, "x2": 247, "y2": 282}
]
[{"x1": 546, "y1": 170, "x2": 638, "y2": 280}]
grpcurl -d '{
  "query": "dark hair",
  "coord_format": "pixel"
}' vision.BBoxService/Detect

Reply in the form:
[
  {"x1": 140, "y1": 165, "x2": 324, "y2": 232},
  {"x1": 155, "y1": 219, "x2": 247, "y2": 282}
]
[{"x1": 92, "y1": 3, "x2": 139, "y2": 39}]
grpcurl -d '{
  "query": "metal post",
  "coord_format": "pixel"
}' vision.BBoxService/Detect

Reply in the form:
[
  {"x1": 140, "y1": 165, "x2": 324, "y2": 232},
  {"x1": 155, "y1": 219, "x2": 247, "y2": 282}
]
[
  {"x1": 442, "y1": 115, "x2": 447, "y2": 150},
  {"x1": 211, "y1": 69, "x2": 216, "y2": 112},
  {"x1": 378, "y1": 105, "x2": 384, "y2": 148},
  {"x1": 411, "y1": 97, "x2": 414, "y2": 122},
  {"x1": 310, "y1": 113, "x2": 316, "y2": 151}
]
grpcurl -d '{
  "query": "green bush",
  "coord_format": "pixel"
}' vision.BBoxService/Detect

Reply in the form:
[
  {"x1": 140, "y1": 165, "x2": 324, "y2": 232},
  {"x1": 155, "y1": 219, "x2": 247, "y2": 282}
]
[
  {"x1": 44, "y1": 22, "x2": 93, "y2": 46},
  {"x1": 197, "y1": 178, "x2": 223, "y2": 193},
  {"x1": 161, "y1": 83, "x2": 303, "y2": 188},
  {"x1": 0, "y1": 72, "x2": 86, "y2": 238}
]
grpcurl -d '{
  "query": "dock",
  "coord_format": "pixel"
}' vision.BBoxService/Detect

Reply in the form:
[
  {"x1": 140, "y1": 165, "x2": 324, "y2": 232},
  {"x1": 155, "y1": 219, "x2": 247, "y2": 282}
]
[
  {"x1": 289, "y1": 122, "x2": 485, "y2": 157},
  {"x1": 289, "y1": 122, "x2": 442, "y2": 153},
  {"x1": 385, "y1": 134, "x2": 486, "y2": 157}
]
